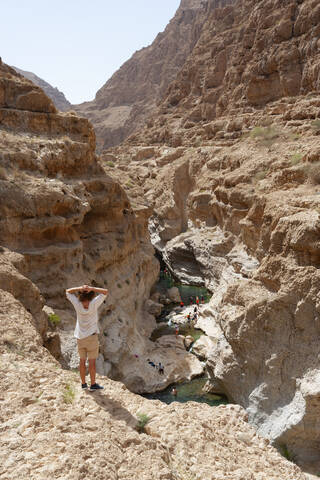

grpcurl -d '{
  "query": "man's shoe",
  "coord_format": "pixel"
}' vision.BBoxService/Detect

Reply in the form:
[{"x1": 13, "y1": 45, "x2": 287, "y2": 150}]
[
  {"x1": 89, "y1": 383, "x2": 104, "y2": 391},
  {"x1": 82, "y1": 383, "x2": 88, "y2": 390}
]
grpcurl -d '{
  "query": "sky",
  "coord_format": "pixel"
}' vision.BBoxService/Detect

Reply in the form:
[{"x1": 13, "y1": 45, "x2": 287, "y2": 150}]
[{"x1": 1, "y1": 0, "x2": 180, "y2": 104}]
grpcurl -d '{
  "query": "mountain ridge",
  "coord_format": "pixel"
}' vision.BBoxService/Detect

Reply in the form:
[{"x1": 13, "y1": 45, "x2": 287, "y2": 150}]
[{"x1": 13, "y1": 66, "x2": 72, "y2": 112}]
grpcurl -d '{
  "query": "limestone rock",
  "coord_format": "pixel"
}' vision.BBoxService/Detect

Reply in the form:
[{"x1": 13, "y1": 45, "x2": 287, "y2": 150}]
[
  {"x1": 134, "y1": 0, "x2": 320, "y2": 148},
  {"x1": 192, "y1": 335, "x2": 216, "y2": 360},
  {"x1": 184, "y1": 335, "x2": 194, "y2": 349},
  {"x1": 0, "y1": 59, "x2": 173, "y2": 393},
  {"x1": 12, "y1": 66, "x2": 71, "y2": 111},
  {"x1": 166, "y1": 286, "x2": 181, "y2": 303},
  {"x1": 74, "y1": 0, "x2": 210, "y2": 149},
  {"x1": 145, "y1": 299, "x2": 163, "y2": 317},
  {"x1": 1, "y1": 329, "x2": 306, "y2": 480},
  {"x1": 97, "y1": 0, "x2": 320, "y2": 472}
]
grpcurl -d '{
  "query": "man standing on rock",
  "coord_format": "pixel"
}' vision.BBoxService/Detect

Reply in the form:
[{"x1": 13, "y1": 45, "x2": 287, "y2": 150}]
[{"x1": 66, "y1": 284, "x2": 108, "y2": 391}]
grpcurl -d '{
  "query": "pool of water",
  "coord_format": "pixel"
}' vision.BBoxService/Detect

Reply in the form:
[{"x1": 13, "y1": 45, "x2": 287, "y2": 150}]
[
  {"x1": 151, "y1": 271, "x2": 210, "y2": 341},
  {"x1": 157, "y1": 272, "x2": 211, "y2": 305},
  {"x1": 143, "y1": 377, "x2": 227, "y2": 407}
]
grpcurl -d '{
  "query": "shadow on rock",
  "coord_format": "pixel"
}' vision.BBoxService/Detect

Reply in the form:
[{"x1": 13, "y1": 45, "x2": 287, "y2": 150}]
[{"x1": 85, "y1": 391, "x2": 137, "y2": 429}]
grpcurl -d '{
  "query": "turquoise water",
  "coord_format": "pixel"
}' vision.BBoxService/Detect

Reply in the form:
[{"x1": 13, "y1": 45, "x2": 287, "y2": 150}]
[
  {"x1": 151, "y1": 271, "x2": 210, "y2": 342},
  {"x1": 157, "y1": 271, "x2": 211, "y2": 305},
  {"x1": 145, "y1": 270, "x2": 228, "y2": 407},
  {"x1": 143, "y1": 377, "x2": 227, "y2": 407}
]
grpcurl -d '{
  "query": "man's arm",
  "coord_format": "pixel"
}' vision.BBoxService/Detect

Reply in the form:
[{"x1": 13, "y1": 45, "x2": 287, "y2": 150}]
[
  {"x1": 66, "y1": 286, "x2": 84, "y2": 294},
  {"x1": 85, "y1": 285, "x2": 108, "y2": 296},
  {"x1": 66, "y1": 285, "x2": 108, "y2": 295}
]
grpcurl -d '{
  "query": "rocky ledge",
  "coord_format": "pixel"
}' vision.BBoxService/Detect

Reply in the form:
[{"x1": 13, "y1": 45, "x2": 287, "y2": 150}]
[{"x1": 0, "y1": 297, "x2": 307, "y2": 480}]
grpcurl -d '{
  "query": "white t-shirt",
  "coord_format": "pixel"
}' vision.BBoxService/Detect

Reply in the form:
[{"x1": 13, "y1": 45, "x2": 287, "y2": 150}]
[{"x1": 66, "y1": 292, "x2": 106, "y2": 339}]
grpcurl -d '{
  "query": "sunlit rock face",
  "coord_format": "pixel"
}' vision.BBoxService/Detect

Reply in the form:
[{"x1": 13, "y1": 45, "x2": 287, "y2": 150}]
[
  {"x1": 98, "y1": 0, "x2": 320, "y2": 460},
  {"x1": 0, "y1": 59, "x2": 204, "y2": 393},
  {"x1": 73, "y1": 0, "x2": 213, "y2": 150},
  {"x1": 1, "y1": 298, "x2": 306, "y2": 480},
  {"x1": 12, "y1": 66, "x2": 71, "y2": 111}
]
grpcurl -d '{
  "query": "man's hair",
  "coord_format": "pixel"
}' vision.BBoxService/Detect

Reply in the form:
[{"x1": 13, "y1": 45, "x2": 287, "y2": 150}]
[{"x1": 79, "y1": 291, "x2": 95, "y2": 302}]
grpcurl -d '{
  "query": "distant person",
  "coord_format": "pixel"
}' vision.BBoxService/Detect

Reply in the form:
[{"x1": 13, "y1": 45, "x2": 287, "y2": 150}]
[
  {"x1": 194, "y1": 306, "x2": 198, "y2": 313},
  {"x1": 158, "y1": 362, "x2": 164, "y2": 375},
  {"x1": 189, "y1": 296, "x2": 194, "y2": 305},
  {"x1": 201, "y1": 295, "x2": 204, "y2": 303},
  {"x1": 180, "y1": 301, "x2": 184, "y2": 308},
  {"x1": 175, "y1": 325, "x2": 179, "y2": 336},
  {"x1": 66, "y1": 284, "x2": 108, "y2": 391},
  {"x1": 171, "y1": 387, "x2": 177, "y2": 397},
  {"x1": 196, "y1": 296, "x2": 200, "y2": 306},
  {"x1": 187, "y1": 313, "x2": 191, "y2": 322}
]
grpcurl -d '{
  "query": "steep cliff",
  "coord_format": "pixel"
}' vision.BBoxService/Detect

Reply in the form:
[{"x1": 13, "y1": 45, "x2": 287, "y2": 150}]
[
  {"x1": 0, "y1": 59, "x2": 203, "y2": 394},
  {"x1": 132, "y1": 0, "x2": 320, "y2": 147},
  {"x1": 0, "y1": 56, "x2": 309, "y2": 480},
  {"x1": 13, "y1": 66, "x2": 71, "y2": 111},
  {"x1": 101, "y1": 0, "x2": 320, "y2": 472},
  {"x1": 74, "y1": 0, "x2": 213, "y2": 150}
]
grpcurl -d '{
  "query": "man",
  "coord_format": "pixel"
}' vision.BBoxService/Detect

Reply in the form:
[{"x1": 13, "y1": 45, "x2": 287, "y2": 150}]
[{"x1": 66, "y1": 284, "x2": 108, "y2": 391}]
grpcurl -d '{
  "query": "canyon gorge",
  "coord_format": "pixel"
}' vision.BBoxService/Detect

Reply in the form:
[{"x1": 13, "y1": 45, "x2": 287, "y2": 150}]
[{"x1": 1, "y1": 0, "x2": 320, "y2": 478}]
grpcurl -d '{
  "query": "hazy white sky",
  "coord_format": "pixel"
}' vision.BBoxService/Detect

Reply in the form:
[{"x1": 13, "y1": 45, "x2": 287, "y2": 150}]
[{"x1": 2, "y1": 0, "x2": 180, "y2": 104}]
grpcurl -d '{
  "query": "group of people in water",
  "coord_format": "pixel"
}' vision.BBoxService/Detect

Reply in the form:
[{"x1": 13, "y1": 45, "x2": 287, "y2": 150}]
[{"x1": 179, "y1": 295, "x2": 205, "y2": 308}]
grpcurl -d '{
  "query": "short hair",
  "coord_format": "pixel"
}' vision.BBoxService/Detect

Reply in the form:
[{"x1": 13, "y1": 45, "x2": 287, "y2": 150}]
[{"x1": 79, "y1": 291, "x2": 95, "y2": 302}]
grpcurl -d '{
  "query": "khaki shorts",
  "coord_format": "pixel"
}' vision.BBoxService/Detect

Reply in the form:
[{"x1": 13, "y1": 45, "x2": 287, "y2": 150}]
[{"x1": 77, "y1": 333, "x2": 99, "y2": 360}]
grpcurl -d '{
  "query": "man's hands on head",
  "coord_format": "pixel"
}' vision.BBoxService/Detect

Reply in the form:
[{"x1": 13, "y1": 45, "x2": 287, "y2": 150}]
[{"x1": 66, "y1": 285, "x2": 108, "y2": 295}]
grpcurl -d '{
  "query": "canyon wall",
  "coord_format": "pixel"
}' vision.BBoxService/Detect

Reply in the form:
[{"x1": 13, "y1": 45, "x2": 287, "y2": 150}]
[
  {"x1": 102, "y1": 0, "x2": 320, "y2": 472},
  {"x1": 13, "y1": 66, "x2": 71, "y2": 111},
  {"x1": 74, "y1": 0, "x2": 212, "y2": 150},
  {"x1": 131, "y1": 0, "x2": 320, "y2": 147},
  {"x1": 0, "y1": 59, "x2": 203, "y2": 394},
  {"x1": 2, "y1": 55, "x2": 306, "y2": 480}
]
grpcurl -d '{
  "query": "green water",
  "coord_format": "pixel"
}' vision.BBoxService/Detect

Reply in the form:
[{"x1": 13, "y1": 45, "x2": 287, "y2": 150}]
[
  {"x1": 146, "y1": 270, "x2": 227, "y2": 407},
  {"x1": 151, "y1": 271, "x2": 210, "y2": 341},
  {"x1": 157, "y1": 271, "x2": 211, "y2": 305},
  {"x1": 143, "y1": 377, "x2": 227, "y2": 407}
]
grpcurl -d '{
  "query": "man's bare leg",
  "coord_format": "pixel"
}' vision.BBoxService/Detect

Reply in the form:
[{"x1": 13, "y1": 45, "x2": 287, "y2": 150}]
[
  {"x1": 79, "y1": 358, "x2": 86, "y2": 384},
  {"x1": 88, "y1": 359, "x2": 96, "y2": 385}
]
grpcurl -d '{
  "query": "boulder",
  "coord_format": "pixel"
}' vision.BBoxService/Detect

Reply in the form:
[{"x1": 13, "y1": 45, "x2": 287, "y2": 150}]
[
  {"x1": 184, "y1": 335, "x2": 194, "y2": 349},
  {"x1": 192, "y1": 335, "x2": 215, "y2": 360},
  {"x1": 166, "y1": 286, "x2": 181, "y2": 303},
  {"x1": 144, "y1": 299, "x2": 163, "y2": 317}
]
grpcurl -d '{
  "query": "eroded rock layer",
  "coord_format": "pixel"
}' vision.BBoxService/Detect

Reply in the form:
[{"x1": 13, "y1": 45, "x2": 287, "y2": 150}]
[
  {"x1": 0, "y1": 59, "x2": 203, "y2": 393},
  {"x1": 103, "y1": 100, "x2": 320, "y2": 471},
  {"x1": 1, "y1": 305, "x2": 306, "y2": 480},
  {"x1": 100, "y1": 0, "x2": 320, "y2": 468},
  {"x1": 74, "y1": 0, "x2": 215, "y2": 150},
  {"x1": 13, "y1": 66, "x2": 71, "y2": 111},
  {"x1": 131, "y1": 0, "x2": 320, "y2": 147}
]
